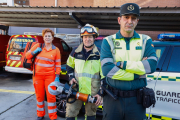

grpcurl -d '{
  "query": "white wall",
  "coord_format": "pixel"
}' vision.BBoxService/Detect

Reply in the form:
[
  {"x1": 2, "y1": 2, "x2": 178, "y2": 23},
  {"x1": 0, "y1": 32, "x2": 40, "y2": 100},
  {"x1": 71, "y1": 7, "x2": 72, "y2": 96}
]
[
  {"x1": 0, "y1": 0, "x2": 7, "y2": 3},
  {"x1": 7, "y1": 0, "x2": 14, "y2": 6}
]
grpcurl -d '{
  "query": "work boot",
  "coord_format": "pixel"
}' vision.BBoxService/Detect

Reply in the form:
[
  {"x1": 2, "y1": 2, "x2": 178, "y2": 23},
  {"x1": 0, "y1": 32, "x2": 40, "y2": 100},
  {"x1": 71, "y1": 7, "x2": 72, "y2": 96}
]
[
  {"x1": 66, "y1": 117, "x2": 75, "y2": 120},
  {"x1": 36, "y1": 116, "x2": 44, "y2": 120},
  {"x1": 87, "y1": 116, "x2": 96, "y2": 120}
]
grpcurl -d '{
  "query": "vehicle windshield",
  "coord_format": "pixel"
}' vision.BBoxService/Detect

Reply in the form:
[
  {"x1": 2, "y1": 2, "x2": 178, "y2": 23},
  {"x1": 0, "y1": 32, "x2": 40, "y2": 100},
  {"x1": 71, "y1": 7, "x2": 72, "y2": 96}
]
[
  {"x1": 8, "y1": 37, "x2": 35, "y2": 52},
  {"x1": 154, "y1": 46, "x2": 166, "y2": 64}
]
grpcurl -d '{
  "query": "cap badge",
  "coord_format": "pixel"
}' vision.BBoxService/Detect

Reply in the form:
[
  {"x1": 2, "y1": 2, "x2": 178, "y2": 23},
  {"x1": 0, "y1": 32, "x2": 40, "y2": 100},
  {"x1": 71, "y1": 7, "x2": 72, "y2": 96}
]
[{"x1": 127, "y1": 5, "x2": 134, "y2": 11}]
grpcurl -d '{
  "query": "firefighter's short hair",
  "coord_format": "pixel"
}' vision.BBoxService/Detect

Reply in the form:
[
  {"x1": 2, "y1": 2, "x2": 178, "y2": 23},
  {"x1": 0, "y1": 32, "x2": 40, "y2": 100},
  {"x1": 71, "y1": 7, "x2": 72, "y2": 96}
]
[{"x1": 42, "y1": 28, "x2": 55, "y2": 38}]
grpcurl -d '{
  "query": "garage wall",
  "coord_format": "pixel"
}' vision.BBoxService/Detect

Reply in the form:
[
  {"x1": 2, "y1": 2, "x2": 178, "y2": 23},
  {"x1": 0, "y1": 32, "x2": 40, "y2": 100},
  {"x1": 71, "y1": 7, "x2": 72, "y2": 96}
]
[
  {"x1": 14, "y1": 0, "x2": 180, "y2": 40},
  {"x1": 8, "y1": 27, "x2": 80, "y2": 35},
  {"x1": 98, "y1": 29, "x2": 180, "y2": 41},
  {"x1": 30, "y1": 0, "x2": 180, "y2": 7}
]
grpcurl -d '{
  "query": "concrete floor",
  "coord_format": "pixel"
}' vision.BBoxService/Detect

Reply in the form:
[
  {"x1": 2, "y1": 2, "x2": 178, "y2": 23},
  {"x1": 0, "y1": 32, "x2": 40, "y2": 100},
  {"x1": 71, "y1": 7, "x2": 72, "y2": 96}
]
[{"x1": 0, "y1": 71, "x2": 102, "y2": 120}]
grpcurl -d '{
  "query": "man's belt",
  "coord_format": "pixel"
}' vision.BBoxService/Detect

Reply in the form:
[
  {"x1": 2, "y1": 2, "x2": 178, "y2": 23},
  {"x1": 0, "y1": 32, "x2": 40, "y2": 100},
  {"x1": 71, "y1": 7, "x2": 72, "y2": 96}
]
[{"x1": 108, "y1": 85, "x2": 137, "y2": 98}]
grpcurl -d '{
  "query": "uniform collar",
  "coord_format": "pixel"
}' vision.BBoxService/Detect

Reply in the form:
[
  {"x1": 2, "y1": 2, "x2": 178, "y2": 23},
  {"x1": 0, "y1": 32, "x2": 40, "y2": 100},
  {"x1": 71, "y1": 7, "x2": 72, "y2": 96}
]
[
  {"x1": 52, "y1": 44, "x2": 56, "y2": 49},
  {"x1": 116, "y1": 30, "x2": 140, "y2": 39},
  {"x1": 75, "y1": 43, "x2": 100, "y2": 55},
  {"x1": 43, "y1": 43, "x2": 56, "y2": 50}
]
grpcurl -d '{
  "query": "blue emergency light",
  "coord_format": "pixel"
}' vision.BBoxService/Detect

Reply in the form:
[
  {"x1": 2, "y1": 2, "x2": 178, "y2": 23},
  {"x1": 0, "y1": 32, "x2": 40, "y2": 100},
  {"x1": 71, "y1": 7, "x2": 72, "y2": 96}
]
[{"x1": 158, "y1": 33, "x2": 180, "y2": 40}]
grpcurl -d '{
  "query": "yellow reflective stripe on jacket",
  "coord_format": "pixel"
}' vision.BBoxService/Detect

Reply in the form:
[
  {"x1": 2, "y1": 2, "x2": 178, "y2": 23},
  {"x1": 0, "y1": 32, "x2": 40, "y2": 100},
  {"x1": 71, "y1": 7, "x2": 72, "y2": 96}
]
[
  {"x1": 105, "y1": 34, "x2": 151, "y2": 80},
  {"x1": 125, "y1": 34, "x2": 151, "y2": 75},
  {"x1": 107, "y1": 66, "x2": 134, "y2": 80},
  {"x1": 67, "y1": 55, "x2": 75, "y2": 69},
  {"x1": 105, "y1": 35, "x2": 137, "y2": 80},
  {"x1": 75, "y1": 73, "x2": 100, "y2": 79},
  {"x1": 75, "y1": 59, "x2": 101, "y2": 95},
  {"x1": 67, "y1": 44, "x2": 102, "y2": 95}
]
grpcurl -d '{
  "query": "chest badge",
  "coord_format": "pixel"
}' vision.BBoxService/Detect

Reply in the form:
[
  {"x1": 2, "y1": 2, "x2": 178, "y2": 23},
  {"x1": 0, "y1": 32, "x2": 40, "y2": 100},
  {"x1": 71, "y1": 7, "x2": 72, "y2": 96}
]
[
  {"x1": 115, "y1": 41, "x2": 120, "y2": 46},
  {"x1": 77, "y1": 54, "x2": 83, "y2": 58},
  {"x1": 137, "y1": 42, "x2": 140, "y2": 46},
  {"x1": 136, "y1": 42, "x2": 142, "y2": 50},
  {"x1": 115, "y1": 41, "x2": 122, "y2": 49}
]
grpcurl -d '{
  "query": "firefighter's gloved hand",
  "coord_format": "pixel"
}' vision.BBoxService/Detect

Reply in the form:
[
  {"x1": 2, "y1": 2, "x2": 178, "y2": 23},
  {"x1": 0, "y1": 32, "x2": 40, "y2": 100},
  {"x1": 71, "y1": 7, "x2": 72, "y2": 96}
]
[
  {"x1": 54, "y1": 76, "x2": 60, "y2": 82},
  {"x1": 33, "y1": 47, "x2": 42, "y2": 54}
]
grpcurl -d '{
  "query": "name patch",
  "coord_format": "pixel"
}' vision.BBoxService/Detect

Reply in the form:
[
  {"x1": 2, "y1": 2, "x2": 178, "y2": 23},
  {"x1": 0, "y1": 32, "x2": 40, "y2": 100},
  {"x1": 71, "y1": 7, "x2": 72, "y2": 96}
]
[
  {"x1": 136, "y1": 46, "x2": 142, "y2": 50},
  {"x1": 77, "y1": 54, "x2": 83, "y2": 58}
]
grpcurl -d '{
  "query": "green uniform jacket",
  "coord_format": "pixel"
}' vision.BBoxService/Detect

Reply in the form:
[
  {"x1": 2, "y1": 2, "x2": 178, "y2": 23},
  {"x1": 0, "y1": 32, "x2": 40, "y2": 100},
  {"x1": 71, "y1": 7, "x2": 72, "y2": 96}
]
[{"x1": 100, "y1": 30, "x2": 157, "y2": 90}]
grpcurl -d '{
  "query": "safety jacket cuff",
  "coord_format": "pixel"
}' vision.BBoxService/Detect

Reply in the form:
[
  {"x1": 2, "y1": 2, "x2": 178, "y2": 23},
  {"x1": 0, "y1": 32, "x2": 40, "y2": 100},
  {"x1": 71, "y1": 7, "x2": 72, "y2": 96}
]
[
  {"x1": 97, "y1": 90, "x2": 102, "y2": 96},
  {"x1": 101, "y1": 77, "x2": 106, "y2": 82},
  {"x1": 134, "y1": 74, "x2": 139, "y2": 80},
  {"x1": 69, "y1": 76, "x2": 75, "y2": 81},
  {"x1": 31, "y1": 52, "x2": 35, "y2": 56},
  {"x1": 122, "y1": 61, "x2": 127, "y2": 70},
  {"x1": 55, "y1": 74, "x2": 59, "y2": 78}
]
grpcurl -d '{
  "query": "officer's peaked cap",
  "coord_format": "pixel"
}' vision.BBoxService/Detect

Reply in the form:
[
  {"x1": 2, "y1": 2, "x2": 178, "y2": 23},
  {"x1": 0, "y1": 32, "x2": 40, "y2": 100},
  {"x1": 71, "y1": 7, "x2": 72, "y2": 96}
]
[{"x1": 120, "y1": 3, "x2": 140, "y2": 16}]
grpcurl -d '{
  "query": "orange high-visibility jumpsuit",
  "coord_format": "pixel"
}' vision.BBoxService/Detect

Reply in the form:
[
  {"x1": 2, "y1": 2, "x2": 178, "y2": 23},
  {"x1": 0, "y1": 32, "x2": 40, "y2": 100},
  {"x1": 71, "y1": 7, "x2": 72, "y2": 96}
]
[{"x1": 26, "y1": 43, "x2": 61, "y2": 120}]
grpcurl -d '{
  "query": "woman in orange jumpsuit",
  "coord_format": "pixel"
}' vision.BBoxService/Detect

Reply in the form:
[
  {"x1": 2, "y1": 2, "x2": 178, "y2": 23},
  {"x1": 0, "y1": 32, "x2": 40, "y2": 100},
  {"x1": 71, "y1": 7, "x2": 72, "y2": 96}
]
[{"x1": 26, "y1": 28, "x2": 61, "y2": 120}]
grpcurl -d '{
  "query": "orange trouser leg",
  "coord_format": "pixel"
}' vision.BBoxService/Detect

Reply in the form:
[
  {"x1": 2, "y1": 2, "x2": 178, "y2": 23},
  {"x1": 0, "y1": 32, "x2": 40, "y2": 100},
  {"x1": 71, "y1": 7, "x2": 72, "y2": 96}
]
[
  {"x1": 45, "y1": 74, "x2": 57, "y2": 120},
  {"x1": 33, "y1": 75, "x2": 46, "y2": 117}
]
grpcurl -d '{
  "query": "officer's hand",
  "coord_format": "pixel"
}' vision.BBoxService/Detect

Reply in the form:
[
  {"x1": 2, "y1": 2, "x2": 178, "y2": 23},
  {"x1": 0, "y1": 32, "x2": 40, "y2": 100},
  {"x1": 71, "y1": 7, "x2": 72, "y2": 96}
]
[
  {"x1": 93, "y1": 94, "x2": 102, "y2": 106},
  {"x1": 69, "y1": 78, "x2": 77, "y2": 85},
  {"x1": 69, "y1": 78, "x2": 77, "y2": 88},
  {"x1": 142, "y1": 57, "x2": 148, "y2": 61},
  {"x1": 33, "y1": 47, "x2": 42, "y2": 54}
]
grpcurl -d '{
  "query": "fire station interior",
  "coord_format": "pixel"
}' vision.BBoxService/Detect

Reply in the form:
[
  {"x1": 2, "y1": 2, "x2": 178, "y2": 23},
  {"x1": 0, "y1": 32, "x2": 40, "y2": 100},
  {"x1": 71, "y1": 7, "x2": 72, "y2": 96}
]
[{"x1": 0, "y1": 6, "x2": 180, "y2": 32}]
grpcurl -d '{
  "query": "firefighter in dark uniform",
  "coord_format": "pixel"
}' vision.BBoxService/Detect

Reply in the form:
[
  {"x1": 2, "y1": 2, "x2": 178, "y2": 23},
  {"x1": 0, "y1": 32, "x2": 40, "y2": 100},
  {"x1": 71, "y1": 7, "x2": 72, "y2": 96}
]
[{"x1": 100, "y1": 3, "x2": 157, "y2": 120}]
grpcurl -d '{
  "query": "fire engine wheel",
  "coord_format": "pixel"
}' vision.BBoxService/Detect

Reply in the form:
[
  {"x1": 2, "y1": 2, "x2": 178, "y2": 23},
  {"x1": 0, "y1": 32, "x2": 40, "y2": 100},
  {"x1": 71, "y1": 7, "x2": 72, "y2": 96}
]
[{"x1": 56, "y1": 94, "x2": 67, "y2": 117}]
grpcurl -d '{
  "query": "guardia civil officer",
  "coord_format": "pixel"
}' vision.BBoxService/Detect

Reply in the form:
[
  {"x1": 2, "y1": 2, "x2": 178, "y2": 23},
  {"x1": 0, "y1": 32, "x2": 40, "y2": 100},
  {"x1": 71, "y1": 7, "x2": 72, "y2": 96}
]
[
  {"x1": 100, "y1": 3, "x2": 157, "y2": 120},
  {"x1": 66, "y1": 24, "x2": 104, "y2": 120}
]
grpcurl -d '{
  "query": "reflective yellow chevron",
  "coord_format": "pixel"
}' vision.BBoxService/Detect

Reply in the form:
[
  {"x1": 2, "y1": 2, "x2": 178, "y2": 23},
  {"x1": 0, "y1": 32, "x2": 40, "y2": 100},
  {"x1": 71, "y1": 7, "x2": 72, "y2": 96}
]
[
  {"x1": 13, "y1": 52, "x2": 18, "y2": 55},
  {"x1": 7, "y1": 51, "x2": 11, "y2": 58},
  {"x1": 14, "y1": 35, "x2": 19, "y2": 37},
  {"x1": 7, "y1": 60, "x2": 11, "y2": 65},
  {"x1": 10, "y1": 61, "x2": 16, "y2": 67},
  {"x1": 8, "y1": 51, "x2": 12, "y2": 55},
  {"x1": 27, "y1": 35, "x2": 32, "y2": 38},
  {"x1": 15, "y1": 61, "x2": 21, "y2": 67}
]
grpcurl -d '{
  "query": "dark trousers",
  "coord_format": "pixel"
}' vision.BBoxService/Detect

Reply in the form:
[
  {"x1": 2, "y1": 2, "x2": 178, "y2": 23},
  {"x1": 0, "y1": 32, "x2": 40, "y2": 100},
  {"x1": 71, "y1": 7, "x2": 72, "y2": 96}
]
[{"x1": 103, "y1": 94, "x2": 146, "y2": 120}]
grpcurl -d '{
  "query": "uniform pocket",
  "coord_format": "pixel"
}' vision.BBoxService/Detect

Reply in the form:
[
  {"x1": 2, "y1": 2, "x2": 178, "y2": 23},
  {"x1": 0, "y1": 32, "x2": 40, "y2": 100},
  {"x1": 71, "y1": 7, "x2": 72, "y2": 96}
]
[
  {"x1": 91, "y1": 77, "x2": 100, "y2": 96},
  {"x1": 90, "y1": 104, "x2": 97, "y2": 113}
]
